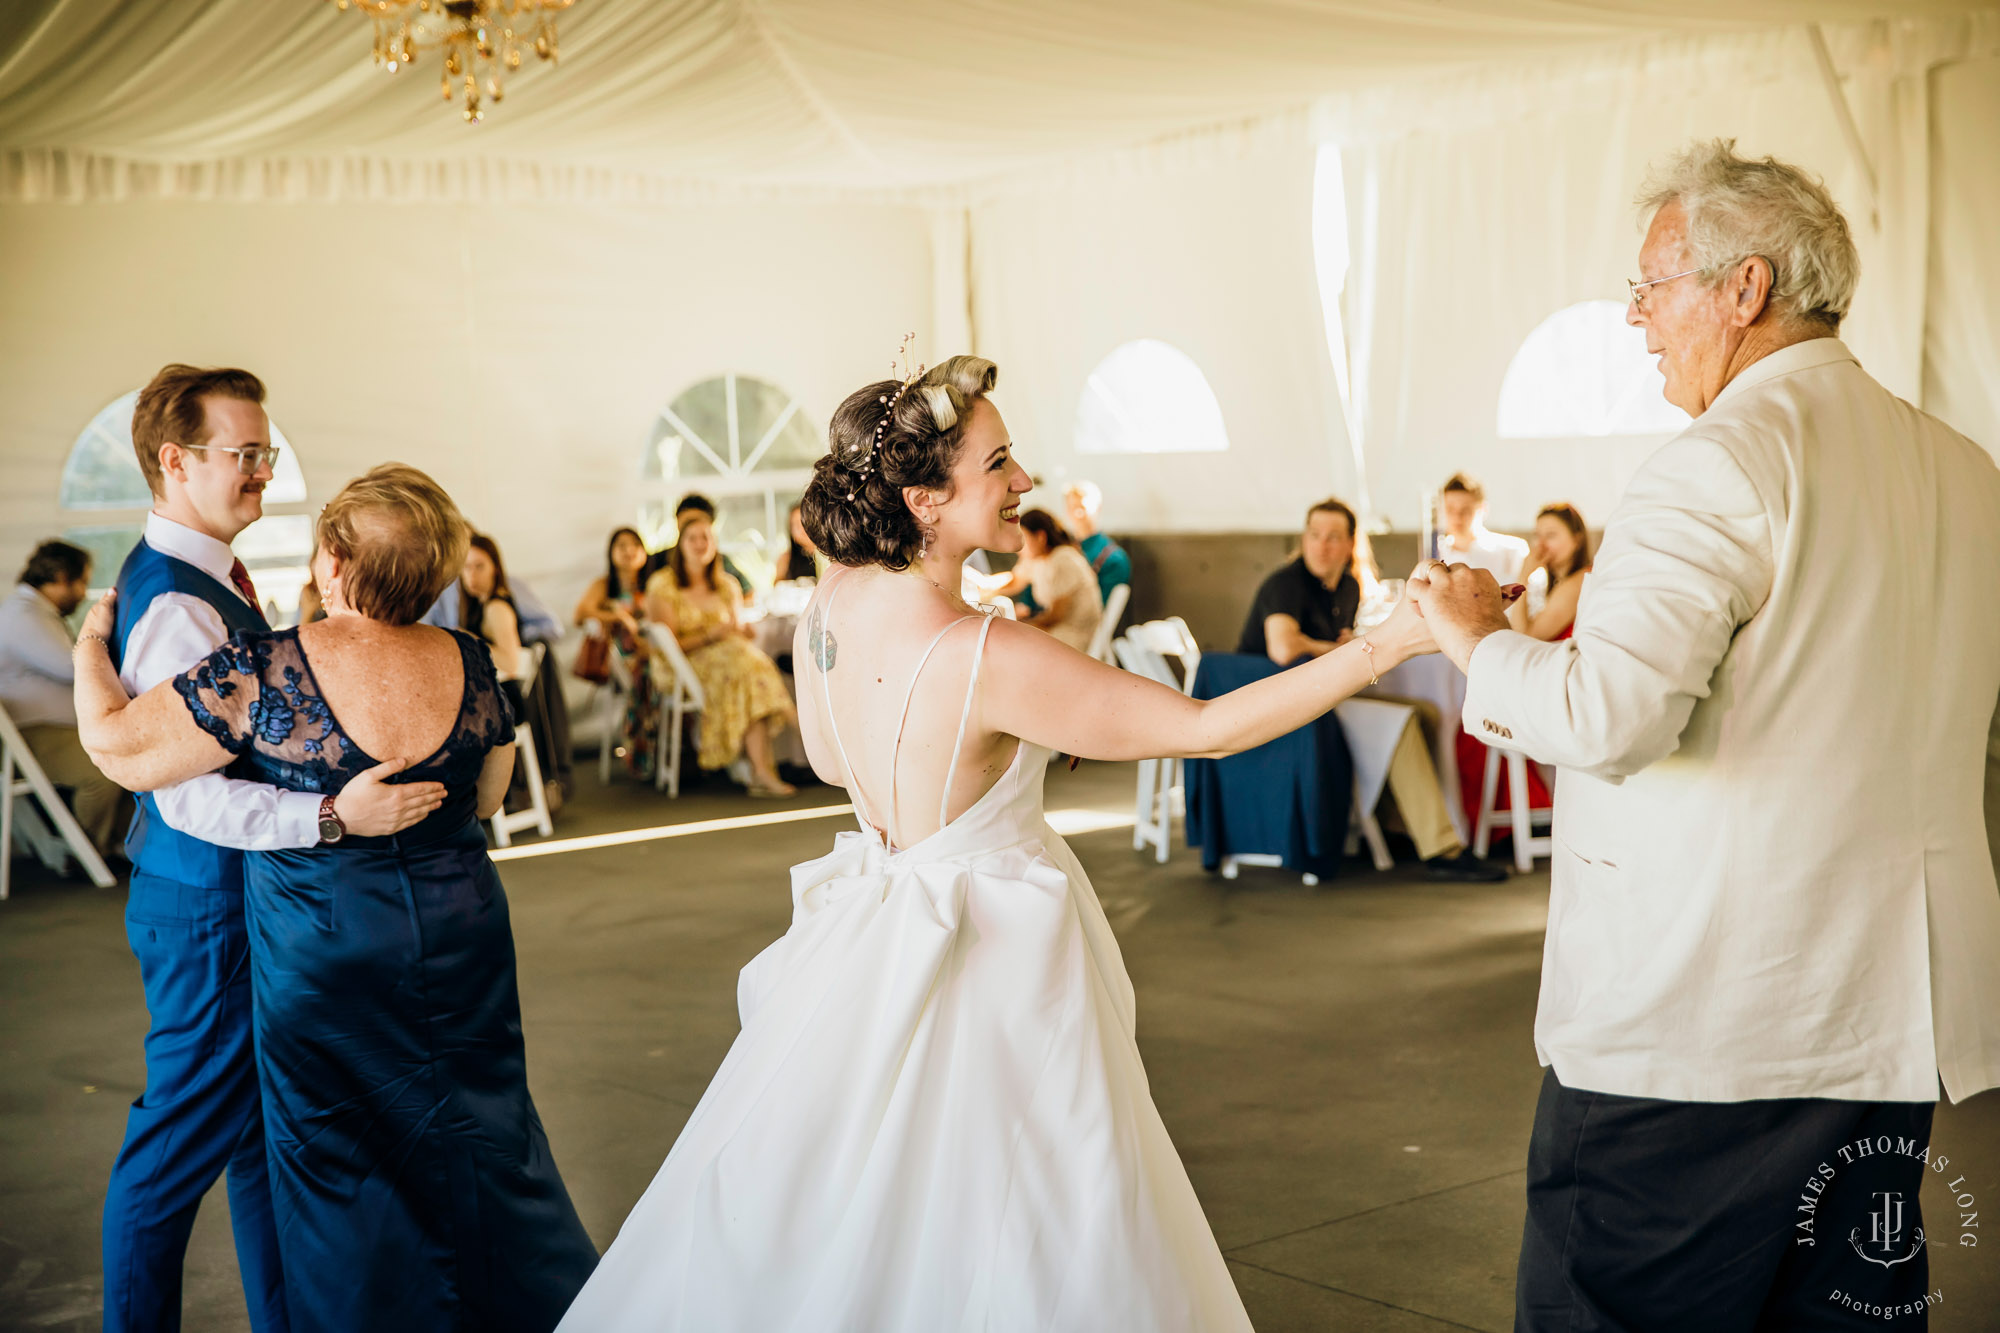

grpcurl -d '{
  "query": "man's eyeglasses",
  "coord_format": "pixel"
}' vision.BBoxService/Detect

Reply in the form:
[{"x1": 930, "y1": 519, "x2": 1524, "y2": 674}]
[
  {"x1": 179, "y1": 443, "x2": 281, "y2": 476},
  {"x1": 1626, "y1": 267, "x2": 1702, "y2": 312}
]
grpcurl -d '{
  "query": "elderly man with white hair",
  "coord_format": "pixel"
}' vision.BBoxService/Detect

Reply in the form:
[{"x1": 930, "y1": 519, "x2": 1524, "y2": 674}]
[{"x1": 1412, "y1": 139, "x2": 2000, "y2": 1328}]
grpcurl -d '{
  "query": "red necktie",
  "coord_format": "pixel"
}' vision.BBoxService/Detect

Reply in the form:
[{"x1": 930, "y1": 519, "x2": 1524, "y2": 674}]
[{"x1": 229, "y1": 559, "x2": 270, "y2": 627}]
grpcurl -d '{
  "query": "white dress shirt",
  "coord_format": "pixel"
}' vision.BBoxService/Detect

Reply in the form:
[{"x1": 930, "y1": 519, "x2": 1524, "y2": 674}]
[
  {"x1": 1462, "y1": 339, "x2": 2000, "y2": 1104},
  {"x1": 1437, "y1": 525, "x2": 1528, "y2": 585},
  {"x1": 121, "y1": 513, "x2": 320, "y2": 850},
  {"x1": 0, "y1": 583, "x2": 79, "y2": 727}
]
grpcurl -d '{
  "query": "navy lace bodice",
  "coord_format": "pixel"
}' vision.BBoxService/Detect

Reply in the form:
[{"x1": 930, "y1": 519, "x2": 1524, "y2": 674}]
[{"x1": 174, "y1": 627, "x2": 514, "y2": 802}]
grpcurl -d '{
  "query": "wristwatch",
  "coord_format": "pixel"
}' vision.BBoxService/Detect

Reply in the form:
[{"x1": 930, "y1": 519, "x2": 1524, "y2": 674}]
[{"x1": 317, "y1": 795, "x2": 346, "y2": 845}]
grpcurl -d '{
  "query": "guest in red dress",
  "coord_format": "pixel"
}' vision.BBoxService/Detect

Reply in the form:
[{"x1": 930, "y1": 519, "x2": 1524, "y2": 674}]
[{"x1": 1455, "y1": 503, "x2": 1591, "y2": 831}]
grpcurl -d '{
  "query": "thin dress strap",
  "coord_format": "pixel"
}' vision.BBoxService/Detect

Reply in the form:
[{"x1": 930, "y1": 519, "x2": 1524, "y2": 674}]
[
  {"x1": 886, "y1": 616, "x2": 981, "y2": 849},
  {"x1": 812, "y1": 569, "x2": 980, "y2": 849},
  {"x1": 938, "y1": 612, "x2": 998, "y2": 831}
]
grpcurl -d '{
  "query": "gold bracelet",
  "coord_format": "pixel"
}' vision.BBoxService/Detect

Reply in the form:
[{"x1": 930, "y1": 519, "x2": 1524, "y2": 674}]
[
  {"x1": 74, "y1": 630, "x2": 109, "y2": 655},
  {"x1": 1356, "y1": 636, "x2": 1379, "y2": 686}
]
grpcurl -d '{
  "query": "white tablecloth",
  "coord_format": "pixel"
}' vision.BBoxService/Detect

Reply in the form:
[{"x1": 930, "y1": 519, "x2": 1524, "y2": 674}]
[{"x1": 1365, "y1": 653, "x2": 1470, "y2": 843}]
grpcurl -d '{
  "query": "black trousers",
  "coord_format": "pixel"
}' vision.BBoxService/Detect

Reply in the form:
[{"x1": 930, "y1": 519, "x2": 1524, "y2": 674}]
[{"x1": 1517, "y1": 1068, "x2": 1939, "y2": 1332}]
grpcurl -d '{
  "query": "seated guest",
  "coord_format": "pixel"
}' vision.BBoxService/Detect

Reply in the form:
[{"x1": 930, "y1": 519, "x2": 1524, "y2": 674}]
[
  {"x1": 421, "y1": 564, "x2": 561, "y2": 643},
  {"x1": 1240, "y1": 498, "x2": 1504, "y2": 883},
  {"x1": 1510, "y1": 502, "x2": 1591, "y2": 640},
  {"x1": 999, "y1": 509, "x2": 1102, "y2": 652},
  {"x1": 1453, "y1": 503, "x2": 1591, "y2": 832},
  {"x1": 459, "y1": 532, "x2": 570, "y2": 813},
  {"x1": 1062, "y1": 480, "x2": 1132, "y2": 604},
  {"x1": 0, "y1": 540, "x2": 125, "y2": 858},
  {"x1": 665, "y1": 493, "x2": 753, "y2": 595},
  {"x1": 1434, "y1": 472, "x2": 1528, "y2": 583},
  {"x1": 576, "y1": 526, "x2": 660, "y2": 781},
  {"x1": 645, "y1": 509, "x2": 797, "y2": 797},
  {"x1": 772, "y1": 502, "x2": 820, "y2": 583},
  {"x1": 459, "y1": 533, "x2": 525, "y2": 684}
]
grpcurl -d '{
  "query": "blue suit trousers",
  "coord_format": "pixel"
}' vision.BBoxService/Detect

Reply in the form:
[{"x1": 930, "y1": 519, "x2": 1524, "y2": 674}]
[{"x1": 101, "y1": 872, "x2": 287, "y2": 1333}]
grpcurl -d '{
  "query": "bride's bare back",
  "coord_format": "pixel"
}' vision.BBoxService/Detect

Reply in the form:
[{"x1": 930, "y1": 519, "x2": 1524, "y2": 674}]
[{"x1": 796, "y1": 566, "x2": 1018, "y2": 849}]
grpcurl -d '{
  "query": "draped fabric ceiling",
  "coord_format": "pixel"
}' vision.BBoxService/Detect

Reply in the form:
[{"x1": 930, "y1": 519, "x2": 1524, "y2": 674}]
[
  {"x1": 0, "y1": 0, "x2": 1992, "y2": 197},
  {"x1": 1, "y1": 0, "x2": 1996, "y2": 577}
]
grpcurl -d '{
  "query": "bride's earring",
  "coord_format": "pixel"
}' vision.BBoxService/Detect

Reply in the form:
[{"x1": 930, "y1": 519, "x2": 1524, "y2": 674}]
[{"x1": 919, "y1": 524, "x2": 934, "y2": 559}]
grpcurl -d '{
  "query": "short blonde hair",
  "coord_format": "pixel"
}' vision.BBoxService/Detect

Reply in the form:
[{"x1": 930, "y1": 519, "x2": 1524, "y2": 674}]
[
  {"x1": 315, "y1": 464, "x2": 469, "y2": 626},
  {"x1": 1637, "y1": 139, "x2": 1859, "y2": 328}
]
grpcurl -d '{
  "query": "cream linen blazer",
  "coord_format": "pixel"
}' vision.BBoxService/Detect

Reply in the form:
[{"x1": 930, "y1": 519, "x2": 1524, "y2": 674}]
[{"x1": 1464, "y1": 338, "x2": 2000, "y2": 1104}]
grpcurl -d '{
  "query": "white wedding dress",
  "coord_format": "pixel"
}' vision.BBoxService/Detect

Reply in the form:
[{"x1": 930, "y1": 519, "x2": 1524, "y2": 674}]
[{"x1": 557, "y1": 584, "x2": 1253, "y2": 1332}]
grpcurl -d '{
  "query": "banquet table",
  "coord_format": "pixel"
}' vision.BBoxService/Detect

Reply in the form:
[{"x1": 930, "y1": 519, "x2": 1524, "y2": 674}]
[{"x1": 1366, "y1": 653, "x2": 1471, "y2": 844}]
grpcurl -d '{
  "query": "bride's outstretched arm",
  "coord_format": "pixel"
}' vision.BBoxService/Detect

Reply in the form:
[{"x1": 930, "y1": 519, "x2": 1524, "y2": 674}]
[
  {"x1": 980, "y1": 581, "x2": 1437, "y2": 763},
  {"x1": 72, "y1": 592, "x2": 235, "y2": 791}
]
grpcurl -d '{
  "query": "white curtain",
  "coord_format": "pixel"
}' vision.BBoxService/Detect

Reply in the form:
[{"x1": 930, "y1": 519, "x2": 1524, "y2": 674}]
[
  {"x1": 1324, "y1": 16, "x2": 2000, "y2": 529},
  {"x1": 1924, "y1": 54, "x2": 2000, "y2": 456},
  {"x1": 965, "y1": 128, "x2": 1357, "y2": 534}
]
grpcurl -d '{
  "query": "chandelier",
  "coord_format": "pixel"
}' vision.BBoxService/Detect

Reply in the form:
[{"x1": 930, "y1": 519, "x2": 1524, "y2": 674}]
[{"x1": 329, "y1": 0, "x2": 581, "y2": 123}]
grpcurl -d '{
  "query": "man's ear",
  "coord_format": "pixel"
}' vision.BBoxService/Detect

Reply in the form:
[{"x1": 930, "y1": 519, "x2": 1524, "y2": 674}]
[{"x1": 1730, "y1": 255, "x2": 1775, "y2": 327}]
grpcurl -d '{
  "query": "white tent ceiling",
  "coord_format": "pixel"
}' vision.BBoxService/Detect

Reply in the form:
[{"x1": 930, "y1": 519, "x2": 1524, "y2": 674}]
[{"x1": 0, "y1": 0, "x2": 1990, "y2": 193}]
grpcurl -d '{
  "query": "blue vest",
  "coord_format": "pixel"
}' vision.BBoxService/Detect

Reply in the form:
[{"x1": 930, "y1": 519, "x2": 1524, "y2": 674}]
[{"x1": 111, "y1": 538, "x2": 267, "y2": 889}]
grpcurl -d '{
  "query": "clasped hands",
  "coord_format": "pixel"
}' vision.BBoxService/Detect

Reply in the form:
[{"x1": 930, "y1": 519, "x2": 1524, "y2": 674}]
[{"x1": 1366, "y1": 562, "x2": 1522, "y2": 673}]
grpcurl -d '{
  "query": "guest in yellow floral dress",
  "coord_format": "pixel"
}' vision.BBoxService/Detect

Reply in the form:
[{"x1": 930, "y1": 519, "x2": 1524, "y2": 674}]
[{"x1": 644, "y1": 511, "x2": 798, "y2": 797}]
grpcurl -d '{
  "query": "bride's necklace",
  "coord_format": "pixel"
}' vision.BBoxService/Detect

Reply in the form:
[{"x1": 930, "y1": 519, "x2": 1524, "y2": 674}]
[{"x1": 898, "y1": 560, "x2": 971, "y2": 610}]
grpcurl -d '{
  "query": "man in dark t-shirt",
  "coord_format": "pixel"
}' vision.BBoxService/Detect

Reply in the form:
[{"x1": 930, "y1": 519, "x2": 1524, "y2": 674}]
[
  {"x1": 1238, "y1": 553, "x2": 1360, "y2": 659},
  {"x1": 1236, "y1": 497, "x2": 1504, "y2": 883}
]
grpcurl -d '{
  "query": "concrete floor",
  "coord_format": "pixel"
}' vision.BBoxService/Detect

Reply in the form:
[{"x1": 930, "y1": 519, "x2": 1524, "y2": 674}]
[{"x1": 5, "y1": 761, "x2": 1999, "y2": 1332}]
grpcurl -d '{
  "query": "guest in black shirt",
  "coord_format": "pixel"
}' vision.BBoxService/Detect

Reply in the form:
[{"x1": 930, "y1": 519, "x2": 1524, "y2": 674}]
[
  {"x1": 1238, "y1": 497, "x2": 1504, "y2": 883},
  {"x1": 1239, "y1": 498, "x2": 1364, "y2": 660}
]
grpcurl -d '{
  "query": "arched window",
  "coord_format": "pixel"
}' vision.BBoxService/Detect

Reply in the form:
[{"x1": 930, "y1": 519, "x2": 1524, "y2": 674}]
[
  {"x1": 59, "y1": 390, "x2": 316, "y2": 621},
  {"x1": 1497, "y1": 300, "x2": 1691, "y2": 438},
  {"x1": 1075, "y1": 340, "x2": 1229, "y2": 455},
  {"x1": 638, "y1": 373, "x2": 821, "y2": 586}
]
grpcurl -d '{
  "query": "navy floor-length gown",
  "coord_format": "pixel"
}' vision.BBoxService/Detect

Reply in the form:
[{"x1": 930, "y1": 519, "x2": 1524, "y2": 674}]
[{"x1": 173, "y1": 626, "x2": 598, "y2": 1333}]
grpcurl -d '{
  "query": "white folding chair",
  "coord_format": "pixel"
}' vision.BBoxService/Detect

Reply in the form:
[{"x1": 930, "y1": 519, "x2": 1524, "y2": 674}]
[
  {"x1": 490, "y1": 643, "x2": 554, "y2": 848},
  {"x1": 1218, "y1": 854, "x2": 1320, "y2": 888},
  {"x1": 1085, "y1": 583, "x2": 1131, "y2": 664},
  {"x1": 1473, "y1": 744, "x2": 1554, "y2": 873},
  {"x1": 645, "y1": 624, "x2": 707, "y2": 798},
  {"x1": 1, "y1": 699, "x2": 117, "y2": 901},
  {"x1": 587, "y1": 622, "x2": 627, "y2": 786},
  {"x1": 1125, "y1": 617, "x2": 1200, "y2": 693},
  {"x1": 1113, "y1": 634, "x2": 1184, "y2": 863}
]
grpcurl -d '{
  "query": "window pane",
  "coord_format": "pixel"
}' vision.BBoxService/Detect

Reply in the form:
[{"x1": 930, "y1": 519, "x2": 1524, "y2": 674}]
[
  {"x1": 644, "y1": 375, "x2": 819, "y2": 480},
  {"x1": 1497, "y1": 300, "x2": 1691, "y2": 438},
  {"x1": 1075, "y1": 339, "x2": 1230, "y2": 454},
  {"x1": 645, "y1": 421, "x2": 722, "y2": 479},
  {"x1": 61, "y1": 524, "x2": 145, "y2": 589},
  {"x1": 754, "y1": 406, "x2": 823, "y2": 471},
  {"x1": 234, "y1": 514, "x2": 314, "y2": 569}
]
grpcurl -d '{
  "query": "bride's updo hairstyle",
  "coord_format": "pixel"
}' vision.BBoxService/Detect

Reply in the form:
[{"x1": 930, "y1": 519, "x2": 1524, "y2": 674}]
[{"x1": 801, "y1": 354, "x2": 998, "y2": 572}]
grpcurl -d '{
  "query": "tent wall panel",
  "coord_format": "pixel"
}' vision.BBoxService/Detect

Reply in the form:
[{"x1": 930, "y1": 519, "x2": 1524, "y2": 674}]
[
  {"x1": 0, "y1": 195, "x2": 935, "y2": 599},
  {"x1": 967, "y1": 137, "x2": 1355, "y2": 537}
]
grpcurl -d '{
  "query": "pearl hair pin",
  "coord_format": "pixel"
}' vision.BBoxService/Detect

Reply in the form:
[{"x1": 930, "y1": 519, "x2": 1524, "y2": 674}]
[{"x1": 843, "y1": 332, "x2": 923, "y2": 499}]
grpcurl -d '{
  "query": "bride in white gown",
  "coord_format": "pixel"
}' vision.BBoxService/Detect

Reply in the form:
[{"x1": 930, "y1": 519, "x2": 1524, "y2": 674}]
[{"x1": 557, "y1": 356, "x2": 1436, "y2": 1333}]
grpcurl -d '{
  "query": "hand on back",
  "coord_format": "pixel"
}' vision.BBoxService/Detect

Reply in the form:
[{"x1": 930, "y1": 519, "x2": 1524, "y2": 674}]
[{"x1": 333, "y1": 755, "x2": 447, "y2": 836}]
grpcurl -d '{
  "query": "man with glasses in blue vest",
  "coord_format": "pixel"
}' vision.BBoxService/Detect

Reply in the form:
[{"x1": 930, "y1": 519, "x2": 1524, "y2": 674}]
[{"x1": 100, "y1": 364, "x2": 441, "y2": 1333}]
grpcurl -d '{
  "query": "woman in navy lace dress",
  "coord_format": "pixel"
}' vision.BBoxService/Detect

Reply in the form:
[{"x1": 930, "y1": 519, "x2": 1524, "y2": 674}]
[{"x1": 75, "y1": 465, "x2": 597, "y2": 1333}]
